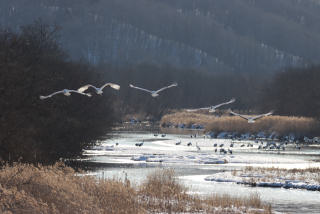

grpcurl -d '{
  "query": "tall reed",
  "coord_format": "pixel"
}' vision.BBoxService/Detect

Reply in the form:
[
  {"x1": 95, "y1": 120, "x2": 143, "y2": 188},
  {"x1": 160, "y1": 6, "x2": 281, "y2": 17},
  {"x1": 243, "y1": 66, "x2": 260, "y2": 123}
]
[{"x1": 161, "y1": 112, "x2": 319, "y2": 136}]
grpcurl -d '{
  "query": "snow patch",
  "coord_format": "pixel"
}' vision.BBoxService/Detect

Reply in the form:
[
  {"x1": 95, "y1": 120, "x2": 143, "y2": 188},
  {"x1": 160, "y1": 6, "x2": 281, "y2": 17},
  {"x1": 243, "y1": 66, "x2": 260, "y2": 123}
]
[{"x1": 205, "y1": 171, "x2": 320, "y2": 191}]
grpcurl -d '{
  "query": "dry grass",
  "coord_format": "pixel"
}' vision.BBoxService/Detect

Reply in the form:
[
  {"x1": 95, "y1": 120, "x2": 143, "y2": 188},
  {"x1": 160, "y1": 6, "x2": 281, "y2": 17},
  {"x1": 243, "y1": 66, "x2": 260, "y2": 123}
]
[
  {"x1": 244, "y1": 166, "x2": 320, "y2": 174},
  {"x1": 138, "y1": 169, "x2": 192, "y2": 213},
  {"x1": 161, "y1": 112, "x2": 218, "y2": 127},
  {"x1": 203, "y1": 193, "x2": 269, "y2": 211},
  {"x1": 0, "y1": 162, "x2": 141, "y2": 214},
  {"x1": 0, "y1": 163, "x2": 272, "y2": 214},
  {"x1": 242, "y1": 167, "x2": 320, "y2": 184},
  {"x1": 138, "y1": 169, "x2": 272, "y2": 213},
  {"x1": 161, "y1": 112, "x2": 319, "y2": 136}
]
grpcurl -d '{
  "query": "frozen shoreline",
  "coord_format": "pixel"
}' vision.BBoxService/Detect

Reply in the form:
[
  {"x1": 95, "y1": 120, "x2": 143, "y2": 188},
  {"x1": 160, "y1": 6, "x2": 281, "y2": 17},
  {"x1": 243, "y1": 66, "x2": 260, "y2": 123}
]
[{"x1": 205, "y1": 170, "x2": 320, "y2": 191}]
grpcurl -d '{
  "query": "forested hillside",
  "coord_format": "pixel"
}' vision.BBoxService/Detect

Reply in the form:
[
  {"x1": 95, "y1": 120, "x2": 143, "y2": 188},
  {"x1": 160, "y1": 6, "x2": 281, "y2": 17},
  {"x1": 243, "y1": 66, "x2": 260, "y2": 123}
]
[
  {"x1": 0, "y1": 23, "x2": 115, "y2": 163},
  {"x1": 1, "y1": 0, "x2": 320, "y2": 74}
]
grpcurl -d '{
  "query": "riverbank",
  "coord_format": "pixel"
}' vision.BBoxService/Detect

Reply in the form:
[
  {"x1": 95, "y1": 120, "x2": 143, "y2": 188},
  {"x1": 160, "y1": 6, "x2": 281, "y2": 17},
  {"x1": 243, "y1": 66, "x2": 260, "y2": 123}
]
[
  {"x1": 0, "y1": 162, "x2": 272, "y2": 214},
  {"x1": 205, "y1": 167, "x2": 320, "y2": 191},
  {"x1": 160, "y1": 112, "x2": 320, "y2": 137}
]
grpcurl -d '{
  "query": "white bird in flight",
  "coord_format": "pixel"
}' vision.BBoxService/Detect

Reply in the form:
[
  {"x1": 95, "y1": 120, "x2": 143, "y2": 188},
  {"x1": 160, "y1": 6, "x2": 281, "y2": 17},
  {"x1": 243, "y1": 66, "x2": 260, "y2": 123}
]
[
  {"x1": 77, "y1": 83, "x2": 120, "y2": 95},
  {"x1": 229, "y1": 110, "x2": 273, "y2": 123},
  {"x1": 129, "y1": 82, "x2": 178, "y2": 97},
  {"x1": 40, "y1": 89, "x2": 91, "y2": 100},
  {"x1": 187, "y1": 98, "x2": 236, "y2": 113}
]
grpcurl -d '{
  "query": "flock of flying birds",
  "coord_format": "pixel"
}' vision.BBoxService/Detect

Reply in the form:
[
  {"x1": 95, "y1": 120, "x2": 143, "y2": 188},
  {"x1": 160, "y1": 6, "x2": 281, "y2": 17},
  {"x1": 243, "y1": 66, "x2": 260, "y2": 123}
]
[
  {"x1": 186, "y1": 98, "x2": 273, "y2": 123},
  {"x1": 40, "y1": 82, "x2": 273, "y2": 123}
]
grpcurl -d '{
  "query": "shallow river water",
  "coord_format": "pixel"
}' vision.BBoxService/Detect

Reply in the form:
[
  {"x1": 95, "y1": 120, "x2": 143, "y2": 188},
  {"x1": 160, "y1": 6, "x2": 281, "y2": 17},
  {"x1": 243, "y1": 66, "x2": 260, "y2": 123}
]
[{"x1": 81, "y1": 130, "x2": 320, "y2": 213}]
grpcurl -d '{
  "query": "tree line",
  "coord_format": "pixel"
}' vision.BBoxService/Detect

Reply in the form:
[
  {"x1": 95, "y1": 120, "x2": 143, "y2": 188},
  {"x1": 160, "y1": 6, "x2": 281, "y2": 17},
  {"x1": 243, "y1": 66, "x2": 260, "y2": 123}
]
[
  {"x1": 260, "y1": 65, "x2": 320, "y2": 120},
  {"x1": 101, "y1": 63, "x2": 320, "y2": 121},
  {"x1": 0, "y1": 22, "x2": 115, "y2": 164},
  {"x1": 99, "y1": 63, "x2": 268, "y2": 120}
]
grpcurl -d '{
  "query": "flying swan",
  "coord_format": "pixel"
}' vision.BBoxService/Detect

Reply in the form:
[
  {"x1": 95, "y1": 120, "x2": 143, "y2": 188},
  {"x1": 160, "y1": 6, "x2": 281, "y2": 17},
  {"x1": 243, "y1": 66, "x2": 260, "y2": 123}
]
[
  {"x1": 40, "y1": 89, "x2": 92, "y2": 100},
  {"x1": 187, "y1": 98, "x2": 236, "y2": 113},
  {"x1": 129, "y1": 82, "x2": 178, "y2": 97},
  {"x1": 229, "y1": 110, "x2": 273, "y2": 123},
  {"x1": 77, "y1": 83, "x2": 120, "y2": 95}
]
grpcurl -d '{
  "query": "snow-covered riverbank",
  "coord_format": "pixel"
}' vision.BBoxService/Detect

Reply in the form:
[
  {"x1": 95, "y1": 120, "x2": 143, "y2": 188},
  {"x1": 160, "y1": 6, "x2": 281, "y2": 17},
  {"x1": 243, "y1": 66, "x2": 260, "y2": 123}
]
[{"x1": 205, "y1": 168, "x2": 320, "y2": 191}]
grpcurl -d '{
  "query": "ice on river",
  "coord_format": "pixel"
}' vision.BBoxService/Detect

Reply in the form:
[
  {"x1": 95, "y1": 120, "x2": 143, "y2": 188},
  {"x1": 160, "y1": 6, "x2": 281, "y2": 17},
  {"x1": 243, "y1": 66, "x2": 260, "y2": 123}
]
[
  {"x1": 82, "y1": 132, "x2": 320, "y2": 213},
  {"x1": 83, "y1": 132, "x2": 320, "y2": 169}
]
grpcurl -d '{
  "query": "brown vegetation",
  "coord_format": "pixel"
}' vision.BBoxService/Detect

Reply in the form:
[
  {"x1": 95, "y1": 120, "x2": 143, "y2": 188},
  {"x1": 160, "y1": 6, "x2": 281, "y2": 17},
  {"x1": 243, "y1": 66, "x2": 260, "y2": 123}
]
[
  {"x1": 0, "y1": 163, "x2": 272, "y2": 214},
  {"x1": 161, "y1": 111, "x2": 320, "y2": 136},
  {"x1": 161, "y1": 112, "x2": 218, "y2": 127},
  {"x1": 244, "y1": 166, "x2": 320, "y2": 174},
  {"x1": 239, "y1": 167, "x2": 320, "y2": 183}
]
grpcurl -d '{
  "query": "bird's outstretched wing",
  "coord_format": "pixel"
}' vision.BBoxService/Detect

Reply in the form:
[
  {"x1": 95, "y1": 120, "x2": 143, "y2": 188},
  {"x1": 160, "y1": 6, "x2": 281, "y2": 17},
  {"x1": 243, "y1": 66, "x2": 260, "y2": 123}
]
[
  {"x1": 186, "y1": 98, "x2": 235, "y2": 112},
  {"x1": 212, "y1": 98, "x2": 236, "y2": 109},
  {"x1": 77, "y1": 84, "x2": 96, "y2": 93},
  {"x1": 229, "y1": 110, "x2": 250, "y2": 120},
  {"x1": 100, "y1": 83, "x2": 120, "y2": 90},
  {"x1": 186, "y1": 107, "x2": 210, "y2": 112},
  {"x1": 129, "y1": 84, "x2": 153, "y2": 93},
  {"x1": 251, "y1": 111, "x2": 273, "y2": 120},
  {"x1": 39, "y1": 90, "x2": 64, "y2": 99},
  {"x1": 69, "y1": 90, "x2": 92, "y2": 97},
  {"x1": 155, "y1": 82, "x2": 178, "y2": 93}
]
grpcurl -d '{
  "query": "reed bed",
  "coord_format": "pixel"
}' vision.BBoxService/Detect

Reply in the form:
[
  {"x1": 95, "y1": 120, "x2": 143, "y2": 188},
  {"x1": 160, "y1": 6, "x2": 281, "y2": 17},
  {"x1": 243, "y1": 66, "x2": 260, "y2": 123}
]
[
  {"x1": 230, "y1": 167, "x2": 320, "y2": 184},
  {"x1": 161, "y1": 112, "x2": 218, "y2": 127},
  {"x1": 244, "y1": 166, "x2": 320, "y2": 174},
  {"x1": 241, "y1": 167, "x2": 320, "y2": 183},
  {"x1": 0, "y1": 163, "x2": 272, "y2": 214},
  {"x1": 161, "y1": 112, "x2": 319, "y2": 136},
  {"x1": 0, "y1": 162, "x2": 141, "y2": 214}
]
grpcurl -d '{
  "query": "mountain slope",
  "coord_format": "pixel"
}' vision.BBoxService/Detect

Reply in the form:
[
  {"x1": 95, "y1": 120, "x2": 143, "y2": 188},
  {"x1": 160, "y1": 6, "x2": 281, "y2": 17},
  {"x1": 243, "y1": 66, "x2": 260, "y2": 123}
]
[{"x1": 1, "y1": 0, "x2": 320, "y2": 73}]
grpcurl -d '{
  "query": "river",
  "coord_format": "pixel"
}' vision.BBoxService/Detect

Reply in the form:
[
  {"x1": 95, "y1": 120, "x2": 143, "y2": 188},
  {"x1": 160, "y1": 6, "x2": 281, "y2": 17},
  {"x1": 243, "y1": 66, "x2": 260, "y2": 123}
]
[{"x1": 80, "y1": 130, "x2": 320, "y2": 213}]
